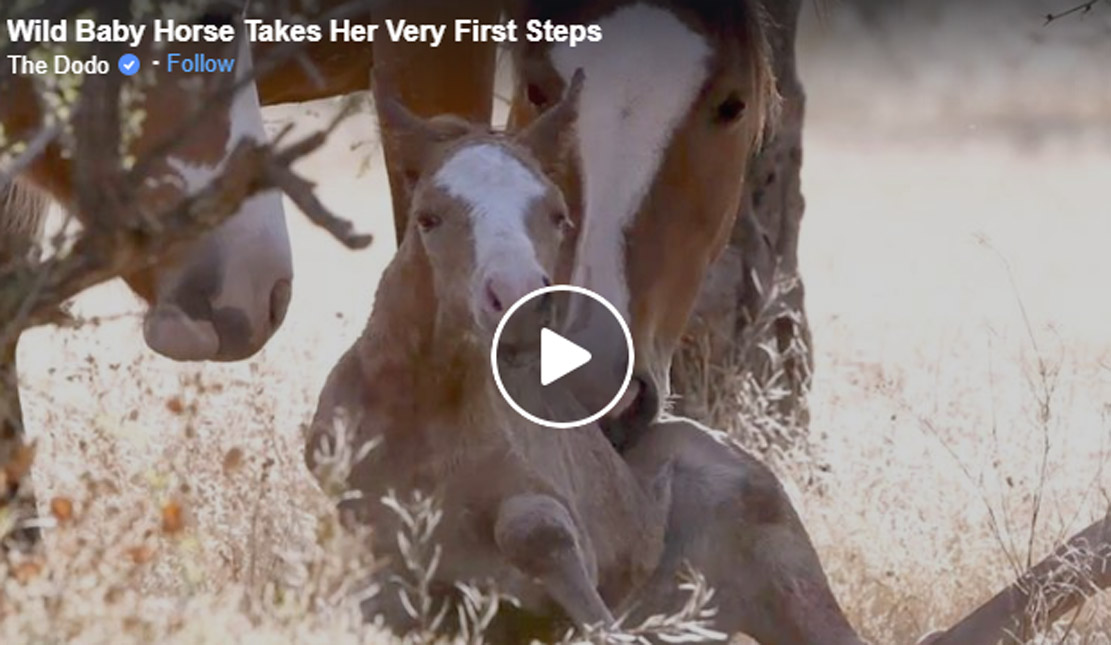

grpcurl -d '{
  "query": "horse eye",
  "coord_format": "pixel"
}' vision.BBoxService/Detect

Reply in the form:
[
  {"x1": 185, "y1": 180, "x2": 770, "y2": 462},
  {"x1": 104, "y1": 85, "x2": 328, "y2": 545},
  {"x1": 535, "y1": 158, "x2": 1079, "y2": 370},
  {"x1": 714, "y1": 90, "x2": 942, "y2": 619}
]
[
  {"x1": 714, "y1": 93, "x2": 746, "y2": 124},
  {"x1": 551, "y1": 211, "x2": 572, "y2": 231},
  {"x1": 416, "y1": 212, "x2": 442, "y2": 232}
]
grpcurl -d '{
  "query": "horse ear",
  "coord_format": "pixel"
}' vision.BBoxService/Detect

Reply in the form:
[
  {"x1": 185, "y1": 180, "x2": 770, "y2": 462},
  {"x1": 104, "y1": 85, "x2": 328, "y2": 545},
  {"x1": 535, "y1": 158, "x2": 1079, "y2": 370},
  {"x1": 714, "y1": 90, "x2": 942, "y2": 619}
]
[
  {"x1": 515, "y1": 68, "x2": 584, "y2": 173},
  {"x1": 372, "y1": 75, "x2": 441, "y2": 190}
]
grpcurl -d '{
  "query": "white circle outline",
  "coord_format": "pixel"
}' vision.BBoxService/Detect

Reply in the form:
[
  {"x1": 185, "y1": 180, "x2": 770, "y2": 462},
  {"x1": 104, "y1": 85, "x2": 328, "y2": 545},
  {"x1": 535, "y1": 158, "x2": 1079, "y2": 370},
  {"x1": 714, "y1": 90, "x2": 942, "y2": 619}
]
[{"x1": 489, "y1": 285, "x2": 635, "y2": 430}]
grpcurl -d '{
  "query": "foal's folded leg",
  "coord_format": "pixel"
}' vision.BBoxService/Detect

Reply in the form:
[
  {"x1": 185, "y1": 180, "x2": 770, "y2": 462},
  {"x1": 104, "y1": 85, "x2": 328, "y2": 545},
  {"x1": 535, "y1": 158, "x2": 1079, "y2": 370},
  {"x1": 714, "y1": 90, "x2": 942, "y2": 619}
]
[
  {"x1": 622, "y1": 418, "x2": 864, "y2": 645},
  {"x1": 494, "y1": 493, "x2": 615, "y2": 629}
]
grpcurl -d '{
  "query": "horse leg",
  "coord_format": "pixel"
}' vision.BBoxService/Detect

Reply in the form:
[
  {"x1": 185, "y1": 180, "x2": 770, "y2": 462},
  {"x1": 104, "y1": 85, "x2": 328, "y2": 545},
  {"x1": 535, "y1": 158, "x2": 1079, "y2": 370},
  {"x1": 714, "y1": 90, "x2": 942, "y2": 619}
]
[
  {"x1": 372, "y1": 0, "x2": 502, "y2": 245},
  {"x1": 495, "y1": 493, "x2": 614, "y2": 629},
  {"x1": 621, "y1": 418, "x2": 864, "y2": 645}
]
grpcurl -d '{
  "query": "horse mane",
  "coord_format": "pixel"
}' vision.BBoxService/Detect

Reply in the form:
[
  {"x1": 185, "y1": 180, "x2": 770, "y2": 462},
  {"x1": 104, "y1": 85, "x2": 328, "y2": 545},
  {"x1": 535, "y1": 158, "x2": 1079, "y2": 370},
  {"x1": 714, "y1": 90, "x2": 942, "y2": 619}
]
[
  {"x1": 721, "y1": 0, "x2": 779, "y2": 150},
  {"x1": 735, "y1": 0, "x2": 782, "y2": 151},
  {"x1": 0, "y1": 179, "x2": 49, "y2": 265}
]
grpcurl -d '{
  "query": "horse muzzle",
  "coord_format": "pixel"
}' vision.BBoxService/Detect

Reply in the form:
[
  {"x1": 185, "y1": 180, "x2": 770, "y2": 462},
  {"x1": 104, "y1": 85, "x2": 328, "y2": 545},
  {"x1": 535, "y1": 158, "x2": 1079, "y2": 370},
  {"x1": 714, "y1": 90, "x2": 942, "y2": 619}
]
[
  {"x1": 598, "y1": 371, "x2": 660, "y2": 452},
  {"x1": 143, "y1": 277, "x2": 292, "y2": 362}
]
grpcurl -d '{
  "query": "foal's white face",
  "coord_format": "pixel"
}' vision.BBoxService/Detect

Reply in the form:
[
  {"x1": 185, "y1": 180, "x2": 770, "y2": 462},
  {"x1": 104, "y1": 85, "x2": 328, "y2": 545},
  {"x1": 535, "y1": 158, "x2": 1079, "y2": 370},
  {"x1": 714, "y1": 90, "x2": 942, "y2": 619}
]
[
  {"x1": 374, "y1": 72, "x2": 582, "y2": 340},
  {"x1": 415, "y1": 141, "x2": 569, "y2": 335}
]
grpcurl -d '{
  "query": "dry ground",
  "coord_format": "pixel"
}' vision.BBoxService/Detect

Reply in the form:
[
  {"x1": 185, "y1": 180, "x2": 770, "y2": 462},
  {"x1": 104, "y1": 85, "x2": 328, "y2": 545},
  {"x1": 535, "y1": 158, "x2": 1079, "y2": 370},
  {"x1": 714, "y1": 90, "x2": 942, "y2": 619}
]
[{"x1": 5, "y1": 2, "x2": 1111, "y2": 643}]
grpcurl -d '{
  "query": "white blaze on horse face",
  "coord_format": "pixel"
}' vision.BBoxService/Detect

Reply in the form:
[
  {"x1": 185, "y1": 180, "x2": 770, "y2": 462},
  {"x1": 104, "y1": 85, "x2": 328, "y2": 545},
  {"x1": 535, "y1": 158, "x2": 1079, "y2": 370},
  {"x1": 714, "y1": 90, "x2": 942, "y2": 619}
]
[
  {"x1": 145, "y1": 33, "x2": 293, "y2": 361},
  {"x1": 549, "y1": 3, "x2": 711, "y2": 320},
  {"x1": 433, "y1": 143, "x2": 548, "y2": 327}
]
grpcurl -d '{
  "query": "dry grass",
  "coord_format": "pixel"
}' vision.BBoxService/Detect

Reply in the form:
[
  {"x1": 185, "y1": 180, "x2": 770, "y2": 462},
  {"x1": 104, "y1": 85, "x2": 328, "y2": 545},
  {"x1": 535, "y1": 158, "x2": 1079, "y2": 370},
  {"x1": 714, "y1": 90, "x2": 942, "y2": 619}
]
[
  {"x1": 786, "y1": 137, "x2": 1111, "y2": 643},
  {"x1": 4, "y1": 1, "x2": 1111, "y2": 642},
  {"x1": 785, "y1": 6, "x2": 1111, "y2": 639}
]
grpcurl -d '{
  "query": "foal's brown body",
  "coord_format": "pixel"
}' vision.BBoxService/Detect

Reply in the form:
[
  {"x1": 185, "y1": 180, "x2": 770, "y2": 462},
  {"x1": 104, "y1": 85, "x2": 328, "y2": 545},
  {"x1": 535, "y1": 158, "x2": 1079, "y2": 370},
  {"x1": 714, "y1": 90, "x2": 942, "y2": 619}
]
[
  {"x1": 309, "y1": 236, "x2": 669, "y2": 636},
  {"x1": 302, "y1": 53, "x2": 864, "y2": 645},
  {"x1": 310, "y1": 285, "x2": 865, "y2": 644},
  {"x1": 305, "y1": 85, "x2": 674, "y2": 638}
]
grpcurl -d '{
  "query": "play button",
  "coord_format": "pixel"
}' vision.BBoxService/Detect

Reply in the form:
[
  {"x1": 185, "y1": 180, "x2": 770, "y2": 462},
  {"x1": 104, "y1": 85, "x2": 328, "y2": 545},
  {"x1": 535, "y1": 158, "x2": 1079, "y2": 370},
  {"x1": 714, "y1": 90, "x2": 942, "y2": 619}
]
[
  {"x1": 491, "y1": 285, "x2": 634, "y2": 429},
  {"x1": 540, "y1": 328, "x2": 591, "y2": 386}
]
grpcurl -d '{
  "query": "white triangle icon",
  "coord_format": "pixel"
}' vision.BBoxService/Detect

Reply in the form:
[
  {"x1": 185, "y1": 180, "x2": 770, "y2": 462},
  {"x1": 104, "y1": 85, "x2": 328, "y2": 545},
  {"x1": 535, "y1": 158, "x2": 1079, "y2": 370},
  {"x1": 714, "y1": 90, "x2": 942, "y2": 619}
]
[{"x1": 540, "y1": 328, "x2": 592, "y2": 387}]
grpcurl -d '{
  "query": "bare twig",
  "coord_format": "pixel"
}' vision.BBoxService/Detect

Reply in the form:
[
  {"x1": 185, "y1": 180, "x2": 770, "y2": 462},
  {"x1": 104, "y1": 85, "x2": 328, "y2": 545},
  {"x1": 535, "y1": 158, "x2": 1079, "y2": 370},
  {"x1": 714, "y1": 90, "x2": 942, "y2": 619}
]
[
  {"x1": 266, "y1": 98, "x2": 374, "y2": 248},
  {"x1": 0, "y1": 127, "x2": 341, "y2": 343},
  {"x1": 72, "y1": 21, "x2": 129, "y2": 232},
  {"x1": 1, "y1": 0, "x2": 380, "y2": 348},
  {"x1": 2, "y1": 0, "x2": 378, "y2": 253},
  {"x1": 126, "y1": 0, "x2": 379, "y2": 189},
  {"x1": 1044, "y1": 0, "x2": 1108, "y2": 24}
]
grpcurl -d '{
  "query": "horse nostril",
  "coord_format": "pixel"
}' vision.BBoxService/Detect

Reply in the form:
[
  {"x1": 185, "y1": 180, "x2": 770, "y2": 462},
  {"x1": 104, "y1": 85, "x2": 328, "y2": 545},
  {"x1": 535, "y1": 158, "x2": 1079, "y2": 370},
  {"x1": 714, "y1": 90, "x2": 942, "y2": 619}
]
[
  {"x1": 269, "y1": 278, "x2": 292, "y2": 329},
  {"x1": 542, "y1": 275, "x2": 552, "y2": 287},
  {"x1": 485, "y1": 280, "x2": 504, "y2": 313}
]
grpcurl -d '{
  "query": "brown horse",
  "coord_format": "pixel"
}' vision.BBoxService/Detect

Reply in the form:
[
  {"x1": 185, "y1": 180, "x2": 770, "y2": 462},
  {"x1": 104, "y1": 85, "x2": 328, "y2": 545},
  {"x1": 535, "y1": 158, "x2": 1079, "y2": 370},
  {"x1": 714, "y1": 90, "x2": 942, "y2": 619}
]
[
  {"x1": 505, "y1": 0, "x2": 775, "y2": 438},
  {"x1": 254, "y1": 0, "x2": 772, "y2": 435},
  {"x1": 2, "y1": 3, "x2": 293, "y2": 540},
  {"x1": 306, "y1": 75, "x2": 676, "y2": 642}
]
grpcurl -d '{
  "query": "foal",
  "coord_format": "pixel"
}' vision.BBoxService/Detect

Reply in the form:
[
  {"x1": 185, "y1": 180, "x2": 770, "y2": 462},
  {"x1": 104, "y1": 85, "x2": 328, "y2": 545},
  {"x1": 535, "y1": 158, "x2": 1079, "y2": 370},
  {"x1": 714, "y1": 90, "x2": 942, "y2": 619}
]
[{"x1": 306, "y1": 74, "x2": 670, "y2": 639}]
